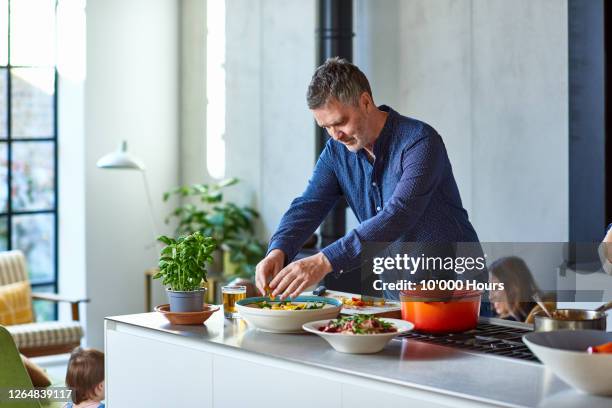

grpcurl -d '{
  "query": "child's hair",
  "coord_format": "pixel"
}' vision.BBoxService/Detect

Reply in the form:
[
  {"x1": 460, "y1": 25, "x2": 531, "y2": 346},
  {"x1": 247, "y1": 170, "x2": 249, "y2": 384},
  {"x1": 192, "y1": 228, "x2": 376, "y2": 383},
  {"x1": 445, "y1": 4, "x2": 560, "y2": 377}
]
[
  {"x1": 488, "y1": 256, "x2": 541, "y2": 320},
  {"x1": 65, "y1": 347, "x2": 105, "y2": 404}
]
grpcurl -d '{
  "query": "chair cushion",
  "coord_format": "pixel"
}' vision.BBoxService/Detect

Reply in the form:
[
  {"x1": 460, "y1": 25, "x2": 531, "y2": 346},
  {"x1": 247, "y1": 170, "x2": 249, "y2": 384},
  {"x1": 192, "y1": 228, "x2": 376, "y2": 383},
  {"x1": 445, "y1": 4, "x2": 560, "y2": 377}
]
[
  {"x1": 0, "y1": 250, "x2": 29, "y2": 285},
  {"x1": 7, "y1": 321, "x2": 84, "y2": 349},
  {"x1": 0, "y1": 281, "x2": 33, "y2": 325}
]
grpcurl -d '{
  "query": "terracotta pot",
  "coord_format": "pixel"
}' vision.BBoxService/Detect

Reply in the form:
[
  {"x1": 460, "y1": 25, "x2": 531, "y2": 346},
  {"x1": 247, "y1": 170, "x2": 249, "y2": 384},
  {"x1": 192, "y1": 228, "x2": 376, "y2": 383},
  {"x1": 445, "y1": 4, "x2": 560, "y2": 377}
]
[{"x1": 400, "y1": 289, "x2": 481, "y2": 333}]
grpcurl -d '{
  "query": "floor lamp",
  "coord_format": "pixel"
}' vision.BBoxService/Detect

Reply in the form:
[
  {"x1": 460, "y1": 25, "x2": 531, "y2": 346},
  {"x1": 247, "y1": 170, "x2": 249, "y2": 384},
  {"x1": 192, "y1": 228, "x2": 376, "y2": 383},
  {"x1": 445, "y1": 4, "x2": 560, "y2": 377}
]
[{"x1": 96, "y1": 141, "x2": 160, "y2": 242}]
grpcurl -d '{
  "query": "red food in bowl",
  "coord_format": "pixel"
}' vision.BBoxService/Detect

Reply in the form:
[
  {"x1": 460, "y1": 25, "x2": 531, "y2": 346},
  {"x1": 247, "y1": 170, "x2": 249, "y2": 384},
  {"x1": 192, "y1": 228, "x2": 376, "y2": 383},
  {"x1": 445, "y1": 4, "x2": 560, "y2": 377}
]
[
  {"x1": 400, "y1": 289, "x2": 482, "y2": 333},
  {"x1": 588, "y1": 341, "x2": 612, "y2": 354}
]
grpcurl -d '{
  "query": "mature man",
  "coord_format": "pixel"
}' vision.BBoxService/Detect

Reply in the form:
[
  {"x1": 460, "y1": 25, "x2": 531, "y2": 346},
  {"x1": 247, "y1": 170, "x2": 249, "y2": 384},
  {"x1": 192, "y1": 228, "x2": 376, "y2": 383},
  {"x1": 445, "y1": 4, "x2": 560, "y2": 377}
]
[{"x1": 256, "y1": 58, "x2": 479, "y2": 299}]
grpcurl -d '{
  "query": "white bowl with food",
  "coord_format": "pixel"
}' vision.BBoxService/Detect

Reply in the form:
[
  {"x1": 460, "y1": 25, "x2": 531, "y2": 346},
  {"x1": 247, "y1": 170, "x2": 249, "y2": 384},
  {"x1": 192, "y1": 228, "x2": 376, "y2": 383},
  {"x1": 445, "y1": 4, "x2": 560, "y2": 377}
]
[
  {"x1": 523, "y1": 330, "x2": 612, "y2": 396},
  {"x1": 303, "y1": 315, "x2": 414, "y2": 354},
  {"x1": 235, "y1": 296, "x2": 342, "y2": 333}
]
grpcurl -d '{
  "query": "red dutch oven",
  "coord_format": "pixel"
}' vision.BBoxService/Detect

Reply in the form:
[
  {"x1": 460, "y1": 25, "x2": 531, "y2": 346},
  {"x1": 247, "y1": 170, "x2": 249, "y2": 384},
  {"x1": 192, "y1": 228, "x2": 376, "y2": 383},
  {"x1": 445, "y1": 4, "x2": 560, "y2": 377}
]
[{"x1": 400, "y1": 288, "x2": 482, "y2": 333}]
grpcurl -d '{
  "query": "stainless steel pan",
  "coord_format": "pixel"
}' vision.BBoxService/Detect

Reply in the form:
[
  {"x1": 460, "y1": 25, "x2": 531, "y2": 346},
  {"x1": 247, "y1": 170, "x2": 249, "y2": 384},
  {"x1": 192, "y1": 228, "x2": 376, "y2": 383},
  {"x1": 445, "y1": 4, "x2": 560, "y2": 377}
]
[{"x1": 533, "y1": 300, "x2": 612, "y2": 332}]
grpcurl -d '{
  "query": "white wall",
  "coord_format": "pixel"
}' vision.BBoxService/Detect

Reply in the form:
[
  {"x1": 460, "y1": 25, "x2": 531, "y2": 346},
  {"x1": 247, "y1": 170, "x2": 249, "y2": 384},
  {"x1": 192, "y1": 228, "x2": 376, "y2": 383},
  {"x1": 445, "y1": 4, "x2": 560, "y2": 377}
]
[
  {"x1": 471, "y1": 0, "x2": 568, "y2": 242},
  {"x1": 223, "y1": 0, "x2": 264, "y2": 211},
  {"x1": 258, "y1": 0, "x2": 316, "y2": 238},
  {"x1": 84, "y1": 0, "x2": 180, "y2": 348},
  {"x1": 356, "y1": 0, "x2": 568, "y2": 242},
  {"x1": 180, "y1": 0, "x2": 206, "y2": 186},
  {"x1": 57, "y1": 0, "x2": 87, "y2": 322},
  {"x1": 181, "y1": 0, "x2": 316, "y2": 239}
]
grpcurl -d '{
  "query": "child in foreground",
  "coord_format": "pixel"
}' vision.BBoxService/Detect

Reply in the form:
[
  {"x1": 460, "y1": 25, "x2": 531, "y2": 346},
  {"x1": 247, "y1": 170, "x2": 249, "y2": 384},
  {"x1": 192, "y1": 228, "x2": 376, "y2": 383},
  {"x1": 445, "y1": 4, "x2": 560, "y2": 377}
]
[{"x1": 64, "y1": 347, "x2": 105, "y2": 408}]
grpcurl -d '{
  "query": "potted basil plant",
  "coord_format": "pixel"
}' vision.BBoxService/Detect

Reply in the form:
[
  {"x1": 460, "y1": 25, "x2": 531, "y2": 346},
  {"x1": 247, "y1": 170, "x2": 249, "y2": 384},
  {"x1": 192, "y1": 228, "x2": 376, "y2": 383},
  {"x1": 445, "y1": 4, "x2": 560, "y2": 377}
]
[{"x1": 153, "y1": 231, "x2": 217, "y2": 312}]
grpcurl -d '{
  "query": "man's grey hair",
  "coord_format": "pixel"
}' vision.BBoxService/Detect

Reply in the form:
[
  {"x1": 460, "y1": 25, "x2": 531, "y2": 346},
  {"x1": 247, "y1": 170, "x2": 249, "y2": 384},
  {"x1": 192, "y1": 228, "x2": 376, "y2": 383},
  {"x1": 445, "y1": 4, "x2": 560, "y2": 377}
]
[{"x1": 307, "y1": 57, "x2": 373, "y2": 109}]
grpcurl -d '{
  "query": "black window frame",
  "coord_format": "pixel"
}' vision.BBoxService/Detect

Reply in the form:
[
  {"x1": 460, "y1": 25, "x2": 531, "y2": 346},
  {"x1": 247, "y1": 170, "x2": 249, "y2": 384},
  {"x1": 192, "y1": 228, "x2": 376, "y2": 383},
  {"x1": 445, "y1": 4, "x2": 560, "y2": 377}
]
[{"x1": 2, "y1": 0, "x2": 59, "y2": 319}]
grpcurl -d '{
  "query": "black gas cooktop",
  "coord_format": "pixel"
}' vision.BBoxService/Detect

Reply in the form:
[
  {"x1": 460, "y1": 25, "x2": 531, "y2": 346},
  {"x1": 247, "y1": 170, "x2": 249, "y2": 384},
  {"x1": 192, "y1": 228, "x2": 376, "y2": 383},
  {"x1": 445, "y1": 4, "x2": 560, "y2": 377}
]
[{"x1": 395, "y1": 321, "x2": 539, "y2": 362}]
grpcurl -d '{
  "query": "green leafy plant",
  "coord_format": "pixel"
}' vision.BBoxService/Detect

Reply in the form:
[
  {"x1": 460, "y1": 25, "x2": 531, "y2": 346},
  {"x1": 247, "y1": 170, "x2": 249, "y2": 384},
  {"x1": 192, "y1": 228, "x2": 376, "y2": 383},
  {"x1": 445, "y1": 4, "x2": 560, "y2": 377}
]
[
  {"x1": 163, "y1": 178, "x2": 265, "y2": 278},
  {"x1": 224, "y1": 236, "x2": 266, "y2": 277},
  {"x1": 153, "y1": 231, "x2": 217, "y2": 291}
]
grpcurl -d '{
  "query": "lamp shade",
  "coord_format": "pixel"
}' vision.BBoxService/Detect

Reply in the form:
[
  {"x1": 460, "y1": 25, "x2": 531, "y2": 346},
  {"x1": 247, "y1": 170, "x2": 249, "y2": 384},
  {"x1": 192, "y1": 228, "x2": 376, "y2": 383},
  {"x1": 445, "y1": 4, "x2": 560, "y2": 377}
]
[{"x1": 96, "y1": 141, "x2": 145, "y2": 170}]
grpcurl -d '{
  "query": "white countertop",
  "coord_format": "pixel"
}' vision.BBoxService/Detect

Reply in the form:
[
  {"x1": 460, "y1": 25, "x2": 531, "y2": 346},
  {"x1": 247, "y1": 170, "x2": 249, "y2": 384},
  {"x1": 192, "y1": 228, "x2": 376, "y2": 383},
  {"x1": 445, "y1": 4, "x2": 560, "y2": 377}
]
[{"x1": 105, "y1": 310, "x2": 612, "y2": 408}]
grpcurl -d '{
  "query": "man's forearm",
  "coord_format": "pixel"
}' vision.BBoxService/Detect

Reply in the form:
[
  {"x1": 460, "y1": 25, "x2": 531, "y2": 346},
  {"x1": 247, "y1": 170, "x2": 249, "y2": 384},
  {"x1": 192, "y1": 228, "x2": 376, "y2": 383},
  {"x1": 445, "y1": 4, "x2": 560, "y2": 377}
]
[{"x1": 267, "y1": 141, "x2": 342, "y2": 264}]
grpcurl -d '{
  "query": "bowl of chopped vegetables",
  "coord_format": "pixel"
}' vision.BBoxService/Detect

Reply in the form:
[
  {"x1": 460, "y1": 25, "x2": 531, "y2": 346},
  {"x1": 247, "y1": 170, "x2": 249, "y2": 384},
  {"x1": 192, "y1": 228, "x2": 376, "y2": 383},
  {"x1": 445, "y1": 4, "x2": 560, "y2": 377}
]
[
  {"x1": 303, "y1": 315, "x2": 414, "y2": 354},
  {"x1": 235, "y1": 296, "x2": 342, "y2": 333},
  {"x1": 523, "y1": 330, "x2": 612, "y2": 396}
]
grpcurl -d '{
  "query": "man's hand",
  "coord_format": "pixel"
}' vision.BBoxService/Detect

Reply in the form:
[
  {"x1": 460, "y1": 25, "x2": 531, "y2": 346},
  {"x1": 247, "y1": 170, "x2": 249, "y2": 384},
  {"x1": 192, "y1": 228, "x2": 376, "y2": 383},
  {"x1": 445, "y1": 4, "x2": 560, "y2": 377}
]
[
  {"x1": 255, "y1": 249, "x2": 286, "y2": 296},
  {"x1": 269, "y1": 252, "x2": 333, "y2": 300},
  {"x1": 604, "y1": 228, "x2": 612, "y2": 263}
]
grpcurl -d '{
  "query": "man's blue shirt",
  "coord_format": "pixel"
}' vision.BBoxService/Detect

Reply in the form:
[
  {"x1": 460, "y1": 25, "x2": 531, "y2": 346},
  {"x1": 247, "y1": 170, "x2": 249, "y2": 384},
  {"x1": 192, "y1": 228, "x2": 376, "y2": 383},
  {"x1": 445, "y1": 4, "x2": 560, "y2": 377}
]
[{"x1": 268, "y1": 105, "x2": 479, "y2": 274}]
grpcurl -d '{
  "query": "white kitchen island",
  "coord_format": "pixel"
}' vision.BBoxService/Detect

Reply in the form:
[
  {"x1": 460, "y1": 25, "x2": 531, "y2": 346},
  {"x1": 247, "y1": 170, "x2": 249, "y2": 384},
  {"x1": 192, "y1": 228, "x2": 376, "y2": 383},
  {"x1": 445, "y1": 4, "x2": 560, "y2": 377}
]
[{"x1": 105, "y1": 310, "x2": 611, "y2": 408}]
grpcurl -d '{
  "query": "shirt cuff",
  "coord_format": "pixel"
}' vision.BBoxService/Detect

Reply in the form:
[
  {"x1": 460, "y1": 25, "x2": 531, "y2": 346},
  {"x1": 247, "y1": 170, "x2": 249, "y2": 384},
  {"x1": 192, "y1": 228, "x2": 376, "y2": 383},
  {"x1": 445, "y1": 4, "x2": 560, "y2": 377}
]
[
  {"x1": 321, "y1": 244, "x2": 347, "y2": 276},
  {"x1": 266, "y1": 241, "x2": 295, "y2": 266},
  {"x1": 321, "y1": 232, "x2": 362, "y2": 276}
]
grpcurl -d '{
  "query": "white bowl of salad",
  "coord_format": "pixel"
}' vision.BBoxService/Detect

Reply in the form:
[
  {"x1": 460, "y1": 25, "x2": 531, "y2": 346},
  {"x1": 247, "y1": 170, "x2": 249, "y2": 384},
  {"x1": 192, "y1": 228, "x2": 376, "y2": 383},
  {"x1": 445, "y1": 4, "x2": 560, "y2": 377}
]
[
  {"x1": 236, "y1": 296, "x2": 342, "y2": 333},
  {"x1": 303, "y1": 315, "x2": 414, "y2": 354}
]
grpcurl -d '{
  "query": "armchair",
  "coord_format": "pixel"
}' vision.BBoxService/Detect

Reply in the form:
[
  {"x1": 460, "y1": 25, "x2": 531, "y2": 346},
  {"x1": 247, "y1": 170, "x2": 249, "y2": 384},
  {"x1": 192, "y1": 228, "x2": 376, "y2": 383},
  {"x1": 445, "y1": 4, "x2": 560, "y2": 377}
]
[
  {"x1": 0, "y1": 250, "x2": 88, "y2": 357},
  {"x1": 0, "y1": 325, "x2": 41, "y2": 408}
]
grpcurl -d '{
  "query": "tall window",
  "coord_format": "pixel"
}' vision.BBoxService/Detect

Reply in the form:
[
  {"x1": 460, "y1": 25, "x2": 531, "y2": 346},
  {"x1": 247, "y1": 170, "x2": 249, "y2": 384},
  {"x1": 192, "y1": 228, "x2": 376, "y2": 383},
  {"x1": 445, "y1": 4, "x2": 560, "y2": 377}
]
[
  {"x1": 0, "y1": 0, "x2": 58, "y2": 321},
  {"x1": 206, "y1": 0, "x2": 226, "y2": 179}
]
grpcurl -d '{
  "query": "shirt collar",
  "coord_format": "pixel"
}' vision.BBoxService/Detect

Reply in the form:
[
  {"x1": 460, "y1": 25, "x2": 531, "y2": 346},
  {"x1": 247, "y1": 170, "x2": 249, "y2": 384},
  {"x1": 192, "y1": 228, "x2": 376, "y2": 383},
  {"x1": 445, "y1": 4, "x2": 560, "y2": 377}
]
[{"x1": 370, "y1": 105, "x2": 396, "y2": 161}]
